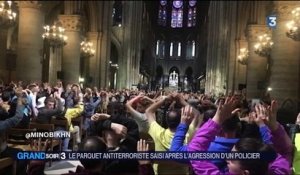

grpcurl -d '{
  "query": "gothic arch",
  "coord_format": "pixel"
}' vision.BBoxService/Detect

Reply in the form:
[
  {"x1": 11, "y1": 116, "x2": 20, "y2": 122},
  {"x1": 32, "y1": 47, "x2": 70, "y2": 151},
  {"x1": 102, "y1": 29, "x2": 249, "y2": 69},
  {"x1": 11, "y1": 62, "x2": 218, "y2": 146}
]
[
  {"x1": 87, "y1": 1, "x2": 98, "y2": 31},
  {"x1": 111, "y1": 33, "x2": 122, "y2": 61},
  {"x1": 110, "y1": 42, "x2": 118, "y2": 63},
  {"x1": 156, "y1": 65, "x2": 163, "y2": 78},
  {"x1": 44, "y1": 2, "x2": 64, "y2": 24},
  {"x1": 169, "y1": 66, "x2": 180, "y2": 75},
  {"x1": 185, "y1": 66, "x2": 193, "y2": 79},
  {"x1": 278, "y1": 98, "x2": 298, "y2": 126}
]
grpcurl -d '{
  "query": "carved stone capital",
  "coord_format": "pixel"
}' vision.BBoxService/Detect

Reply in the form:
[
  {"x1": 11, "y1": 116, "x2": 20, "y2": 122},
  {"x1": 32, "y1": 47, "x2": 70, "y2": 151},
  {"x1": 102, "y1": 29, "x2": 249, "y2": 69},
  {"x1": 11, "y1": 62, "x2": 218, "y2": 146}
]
[
  {"x1": 58, "y1": 15, "x2": 82, "y2": 32},
  {"x1": 17, "y1": 1, "x2": 42, "y2": 9},
  {"x1": 246, "y1": 25, "x2": 271, "y2": 41},
  {"x1": 273, "y1": 1, "x2": 299, "y2": 20}
]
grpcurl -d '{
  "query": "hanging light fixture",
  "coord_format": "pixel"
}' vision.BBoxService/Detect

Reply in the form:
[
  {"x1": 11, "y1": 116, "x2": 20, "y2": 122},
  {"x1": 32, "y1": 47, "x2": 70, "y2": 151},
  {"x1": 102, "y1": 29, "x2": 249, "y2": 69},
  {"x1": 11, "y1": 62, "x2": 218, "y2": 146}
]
[
  {"x1": 42, "y1": 21, "x2": 68, "y2": 48},
  {"x1": 0, "y1": 1, "x2": 17, "y2": 27},
  {"x1": 237, "y1": 48, "x2": 249, "y2": 65},
  {"x1": 254, "y1": 33, "x2": 273, "y2": 57},
  {"x1": 80, "y1": 40, "x2": 95, "y2": 57},
  {"x1": 286, "y1": 7, "x2": 300, "y2": 41}
]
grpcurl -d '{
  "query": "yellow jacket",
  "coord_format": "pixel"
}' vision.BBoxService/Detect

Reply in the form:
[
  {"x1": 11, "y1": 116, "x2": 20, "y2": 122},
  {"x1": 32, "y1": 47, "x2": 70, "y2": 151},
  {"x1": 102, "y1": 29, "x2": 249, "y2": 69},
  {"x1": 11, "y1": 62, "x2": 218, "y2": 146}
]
[
  {"x1": 293, "y1": 133, "x2": 300, "y2": 174},
  {"x1": 64, "y1": 103, "x2": 84, "y2": 132}
]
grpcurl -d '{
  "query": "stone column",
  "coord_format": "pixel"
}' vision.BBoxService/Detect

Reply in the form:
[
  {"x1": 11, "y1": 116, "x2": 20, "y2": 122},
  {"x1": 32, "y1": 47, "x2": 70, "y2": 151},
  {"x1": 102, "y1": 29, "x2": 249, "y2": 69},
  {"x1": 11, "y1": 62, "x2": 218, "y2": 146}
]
[
  {"x1": 98, "y1": 1, "x2": 112, "y2": 88},
  {"x1": 269, "y1": 1, "x2": 300, "y2": 109},
  {"x1": 46, "y1": 44, "x2": 63, "y2": 85},
  {"x1": 87, "y1": 32, "x2": 100, "y2": 87},
  {"x1": 16, "y1": 1, "x2": 44, "y2": 83},
  {"x1": 58, "y1": 15, "x2": 82, "y2": 84},
  {"x1": 0, "y1": 29, "x2": 8, "y2": 83},
  {"x1": 245, "y1": 25, "x2": 270, "y2": 99},
  {"x1": 235, "y1": 39, "x2": 248, "y2": 89}
]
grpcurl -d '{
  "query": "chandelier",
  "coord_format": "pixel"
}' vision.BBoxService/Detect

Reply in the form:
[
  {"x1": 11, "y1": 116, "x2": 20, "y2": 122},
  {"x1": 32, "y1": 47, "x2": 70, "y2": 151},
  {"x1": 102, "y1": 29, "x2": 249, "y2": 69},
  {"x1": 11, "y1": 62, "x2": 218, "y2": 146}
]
[
  {"x1": 80, "y1": 40, "x2": 95, "y2": 57},
  {"x1": 42, "y1": 22, "x2": 67, "y2": 48},
  {"x1": 286, "y1": 7, "x2": 300, "y2": 41},
  {"x1": 254, "y1": 34, "x2": 273, "y2": 57},
  {"x1": 0, "y1": 1, "x2": 17, "y2": 27},
  {"x1": 237, "y1": 48, "x2": 249, "y2": 65}
]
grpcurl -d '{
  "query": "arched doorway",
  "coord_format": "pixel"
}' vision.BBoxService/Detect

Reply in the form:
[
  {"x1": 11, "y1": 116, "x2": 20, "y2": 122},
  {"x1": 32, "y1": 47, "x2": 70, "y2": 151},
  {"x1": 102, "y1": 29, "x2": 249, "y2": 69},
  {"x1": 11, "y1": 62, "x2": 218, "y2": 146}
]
[
  {"x1": 169, "y1": 66, "x2": 180, "y2": 88},
  {"x1": 109, "y1": 42, "x2": 119, "y2": 89},
  {"x1": 155, "y1": 65, "x2": 163, "y2": 90},
  {"x1": 184, "y1": 67, "x2": 193, "y2": 91}
]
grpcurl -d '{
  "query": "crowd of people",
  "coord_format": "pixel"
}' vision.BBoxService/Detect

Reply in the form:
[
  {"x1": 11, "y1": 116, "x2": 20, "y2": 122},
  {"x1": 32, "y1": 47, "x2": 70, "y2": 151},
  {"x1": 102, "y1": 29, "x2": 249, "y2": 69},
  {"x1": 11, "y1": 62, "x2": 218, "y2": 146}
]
[{"x1": 0, "y1": 80, "x2": 299, "y2": 175}]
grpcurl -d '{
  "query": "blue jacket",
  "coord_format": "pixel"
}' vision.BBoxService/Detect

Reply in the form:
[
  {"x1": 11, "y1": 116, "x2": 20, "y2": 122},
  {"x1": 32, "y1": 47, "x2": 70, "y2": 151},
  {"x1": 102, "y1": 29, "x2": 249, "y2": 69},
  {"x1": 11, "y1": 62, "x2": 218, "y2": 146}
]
[
  {"x1": 170, "y1": 122, "x2": 272, "y2": 169},
  {"x1": 83, "y1": 97, "x2": 101, "y2": 118},
  {"x1": 0, "y1": 103, "x2": 25, "y2": 132},
  {"x1": 188, "y1": 119, "x2": 292, "y2": 175}
]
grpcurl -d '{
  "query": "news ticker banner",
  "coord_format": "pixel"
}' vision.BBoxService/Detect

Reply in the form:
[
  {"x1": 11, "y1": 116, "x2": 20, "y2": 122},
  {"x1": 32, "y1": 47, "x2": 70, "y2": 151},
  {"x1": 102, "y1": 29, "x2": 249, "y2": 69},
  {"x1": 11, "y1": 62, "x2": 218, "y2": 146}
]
[{"x1": 16, "y1": 151, "x2": 277, "y2": 161}]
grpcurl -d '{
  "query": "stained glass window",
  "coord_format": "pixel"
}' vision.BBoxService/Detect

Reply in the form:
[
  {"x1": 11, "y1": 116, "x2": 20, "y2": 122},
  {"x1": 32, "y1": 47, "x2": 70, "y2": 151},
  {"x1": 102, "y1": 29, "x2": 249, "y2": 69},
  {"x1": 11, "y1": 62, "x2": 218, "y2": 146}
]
[
  {"x1": 158, "y1": 0, "x2": 197, "y2": 28},
  {"x1": 161, "y1": 41, "x2": 165, "y2": 57},
  {"x1": 192, "y1": 40, "x2": 195, "y2": 57},
  {"x1": 156, "y1": 40, "x2": 160, "y2": 55},
  {"x1": 186, "y1": 40, "x2": 196, "y2": 59},
  {"x1": 178, "y1": 42, "x2": 181, "y2": 57},
  {"x1": 171, "y1": 0, "x2": 183, "y2": 28},
  {"x1": 170, "y1": 42, "x2": 173, "y2": 56},
  {"x1": 187, "y1": 0, "x2": 197, "y2": 27},
  {"x1": 156, "y1": 40, "x2": 166, "y2": 58},
  {"x1": 158, "y1": 0, "x2": 167, "y2": 26},
  {"x1": 112, "y1": 2, "x2": 122, "y2": 27}
]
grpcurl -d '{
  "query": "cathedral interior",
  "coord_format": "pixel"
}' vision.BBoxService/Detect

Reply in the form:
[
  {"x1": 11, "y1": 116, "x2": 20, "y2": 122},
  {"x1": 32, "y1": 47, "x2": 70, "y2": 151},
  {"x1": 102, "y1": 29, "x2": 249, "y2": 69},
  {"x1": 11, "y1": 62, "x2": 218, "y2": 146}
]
[
  {"x1": 0, "y1": 1, "x2": 300, "y2": 175},
  {"x1": 0, "y1": 1, "x2": 299, "y2": 114}
]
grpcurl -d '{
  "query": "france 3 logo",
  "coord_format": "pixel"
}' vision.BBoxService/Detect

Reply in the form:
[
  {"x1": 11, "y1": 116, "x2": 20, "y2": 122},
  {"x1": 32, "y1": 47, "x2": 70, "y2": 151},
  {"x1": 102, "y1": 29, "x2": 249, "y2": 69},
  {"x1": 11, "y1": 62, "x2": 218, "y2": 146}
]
[{"x1": 267, "y1": 15, "x2": 277, "y2": 29}]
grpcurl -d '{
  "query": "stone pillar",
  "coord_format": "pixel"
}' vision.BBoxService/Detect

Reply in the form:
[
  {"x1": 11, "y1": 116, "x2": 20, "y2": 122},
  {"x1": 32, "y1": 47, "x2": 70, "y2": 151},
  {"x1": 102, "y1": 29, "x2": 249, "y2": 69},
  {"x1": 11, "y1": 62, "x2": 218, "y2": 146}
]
[
  {"x1": 235, "y1": 39, "x2": 248, "y2": 89},
  {"x1": 0, "y1": 29, "x2": 8, "y2": 83},
  {"x1": 269, "y1": 1, "x2": 300, "y2": 109},
  {"x1": 98, "y1": 1, "x2": 112, "y2": 88},
  {"x1": 135, "y1": 2, "x2": 143, "y2": 86},
  {"x1": 16, "y1": 1, "x2": 44, "y2": 83},
  {"x1": 58, "y1": 15, "x2": 82, "y2": 84},
  {"x1": 87, "y1": 32, "x2": 99, "y2": 87},
  {"x1": 245, "y1": 25, "x2": 270, "y2": 99},
  {"x1": 47, "y1": 47, "x2": 63, "y2": 84}
]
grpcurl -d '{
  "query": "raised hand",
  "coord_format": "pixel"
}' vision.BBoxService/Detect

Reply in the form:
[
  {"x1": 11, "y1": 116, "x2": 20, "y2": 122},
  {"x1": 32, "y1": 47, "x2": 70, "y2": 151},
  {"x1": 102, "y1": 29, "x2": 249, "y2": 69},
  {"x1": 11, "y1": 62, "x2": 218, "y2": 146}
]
[
  {"x1": 255, "y1": 104, "x2": 268, "y2": 119},
  {"x1": 266, "y1": 100, "x2": 279, "y2": 131},
  {"x1": 213, "y1": 97, "x2": 238, "y2": 125},
  {"x1": 253, "y1": 105, "x2": 267, "y2": 126},
  {"x1": 137, "y1": 139, "x2": 150, "y2": 165},
  {"x1": 180, "y1": 106, "x2": 195, "y2": 125}
]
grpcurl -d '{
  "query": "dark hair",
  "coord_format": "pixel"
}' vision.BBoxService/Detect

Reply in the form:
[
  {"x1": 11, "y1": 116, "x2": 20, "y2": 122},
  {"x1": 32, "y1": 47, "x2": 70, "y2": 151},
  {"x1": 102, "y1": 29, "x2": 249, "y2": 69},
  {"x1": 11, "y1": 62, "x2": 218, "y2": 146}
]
[
  {"x1": 234, "y1": 138, "x2": 275, "y2": 175},
  {"x1": 240, "y1": 123, "x2": 261, "y2": 139},
  {"x1": 166, "y1": 109, "x2": 181, "y2": 130},
  {"x1": 222, "y1": 115, "x2": 240, "y2": 133},
  {"x1": 138, "y1": 98, "x2": 152, "y2": 108},
  {"x1": 44, "y1": 97, "x2": 56, "y2": 105},
  {"x1": 79, "y1": 136, "x2": 106, "y2": 169},
  {"x1": 73, "y1": 96, "x2": 81, "y2": 105},
  {"x1": 107, "y1": 102, "x2": 125, "y2": 116},
  {"x1": 1, "y1": 90, "x2": 11, "y2": 102},
  {"x1": 203, "y1": 109, "x2": 217, "y2": 122}
]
